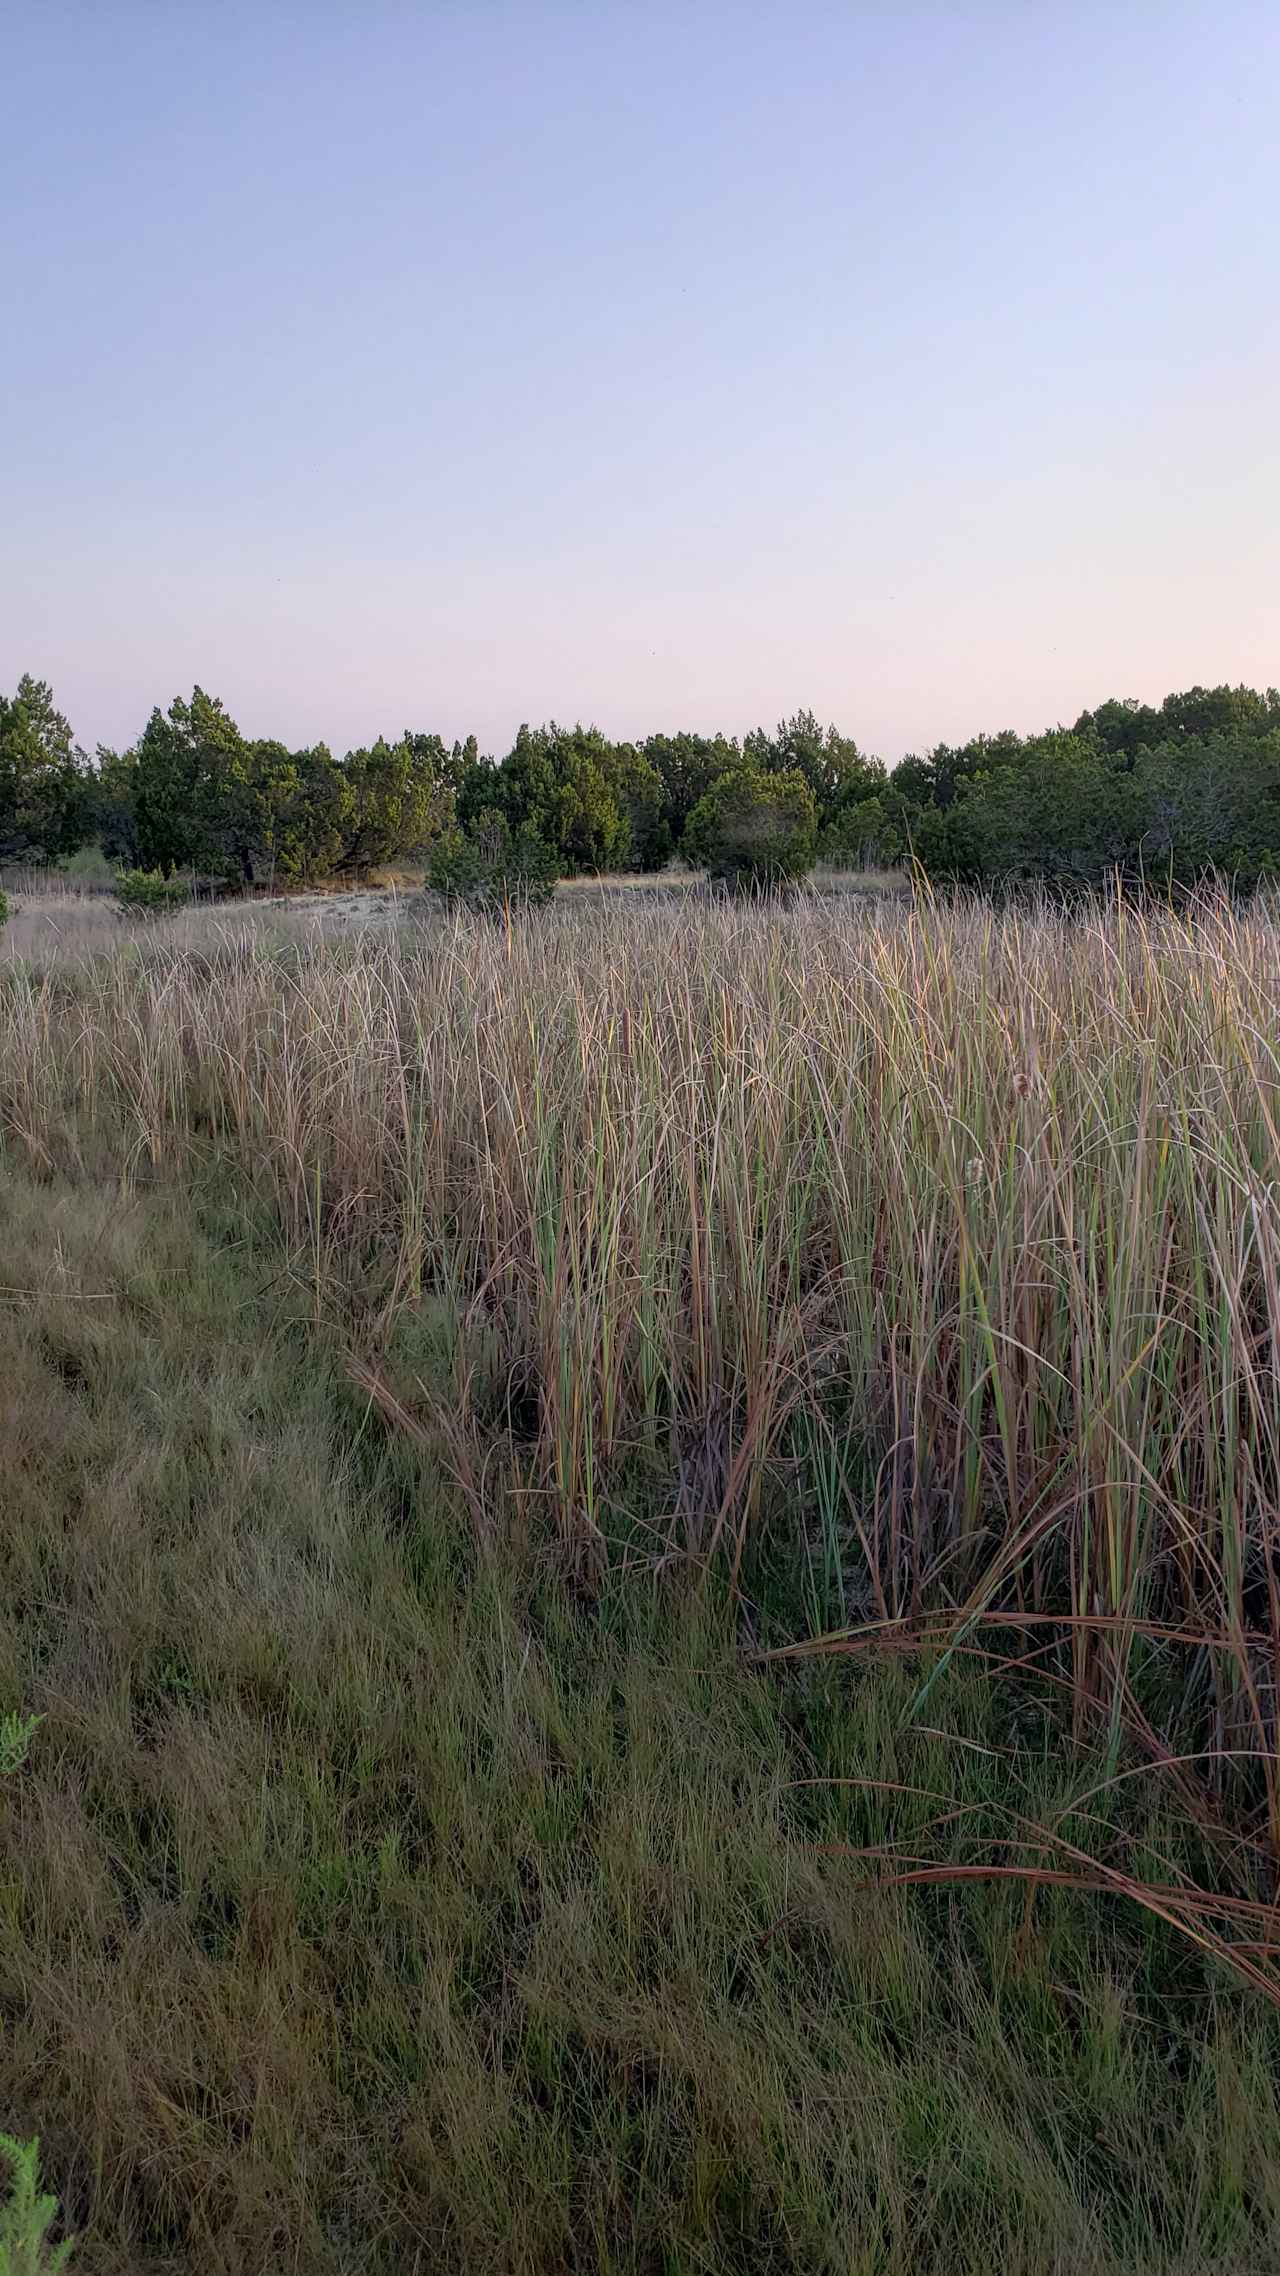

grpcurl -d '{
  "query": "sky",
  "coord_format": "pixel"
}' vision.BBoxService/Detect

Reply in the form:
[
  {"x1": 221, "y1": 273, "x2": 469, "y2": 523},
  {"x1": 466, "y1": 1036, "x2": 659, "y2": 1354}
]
[{"x1": 3, "y1": 1, "x2": 1278, "y2": 763}]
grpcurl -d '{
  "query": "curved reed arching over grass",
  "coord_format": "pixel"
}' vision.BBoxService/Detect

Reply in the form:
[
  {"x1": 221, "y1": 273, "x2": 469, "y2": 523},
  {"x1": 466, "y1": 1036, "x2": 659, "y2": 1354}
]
[{"x1": 5, "y1": 888, "x2": 1280, "y2": 1835}]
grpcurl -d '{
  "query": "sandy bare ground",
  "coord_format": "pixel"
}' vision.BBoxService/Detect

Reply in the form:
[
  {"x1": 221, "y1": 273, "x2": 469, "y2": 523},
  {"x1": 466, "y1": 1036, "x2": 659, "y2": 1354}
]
[
  {"x1": 1, "y1": 868, "x2": 908, "y2": 966},
  {"x1": 0, "y1": 881, "x2": 413, "y2": 964}
]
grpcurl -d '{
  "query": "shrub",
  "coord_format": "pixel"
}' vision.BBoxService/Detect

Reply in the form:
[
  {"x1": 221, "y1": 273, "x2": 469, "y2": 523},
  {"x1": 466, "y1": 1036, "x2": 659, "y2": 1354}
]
[
  {"x1": 682, "y1": 766, "x2": 817, "y2": 891},
  {"x1": 113, "y1": 868, "x2": 189, "y2": 916},
  {"x1": 0, "y1": 890, "x2": 8, "y2": 930},
  {"x1": 427, "y1": 809, "x2": 556, "y2": 914}
]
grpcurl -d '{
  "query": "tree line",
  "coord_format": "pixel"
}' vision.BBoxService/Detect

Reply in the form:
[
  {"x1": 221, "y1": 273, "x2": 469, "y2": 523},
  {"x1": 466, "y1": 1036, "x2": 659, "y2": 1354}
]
[{"x1": 2, "y1": 673, "x2": 1279, "y2": 892}]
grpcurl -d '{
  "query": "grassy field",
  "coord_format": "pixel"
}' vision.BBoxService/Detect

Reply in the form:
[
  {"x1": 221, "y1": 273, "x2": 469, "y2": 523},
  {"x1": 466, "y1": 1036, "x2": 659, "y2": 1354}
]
[{"x1": 4, "y1": 883, "x2": 1280, "y2": 2270}]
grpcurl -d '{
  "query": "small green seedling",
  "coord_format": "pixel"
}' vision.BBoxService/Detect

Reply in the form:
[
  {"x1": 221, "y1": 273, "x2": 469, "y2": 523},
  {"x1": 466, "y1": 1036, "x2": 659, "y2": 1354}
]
[
  {"x1": 0, "y1": 2135, "x2": 75, "y2": 2273},
  {"x1": 0, "y1": 1714, "x2": 42, "y2": 1777}
]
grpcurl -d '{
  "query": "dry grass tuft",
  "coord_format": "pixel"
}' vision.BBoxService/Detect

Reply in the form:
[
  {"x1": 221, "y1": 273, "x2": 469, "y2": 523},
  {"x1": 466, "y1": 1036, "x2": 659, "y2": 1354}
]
[{"x1": 5, "y1": 891, "x2": 1280, "y2": 1772}]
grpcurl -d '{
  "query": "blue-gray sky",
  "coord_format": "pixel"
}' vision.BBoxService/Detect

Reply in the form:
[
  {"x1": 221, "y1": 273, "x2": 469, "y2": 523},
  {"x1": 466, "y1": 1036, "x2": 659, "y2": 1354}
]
[{"x1": 4, "y1": 2, "x2": 1277, "y2": 760}]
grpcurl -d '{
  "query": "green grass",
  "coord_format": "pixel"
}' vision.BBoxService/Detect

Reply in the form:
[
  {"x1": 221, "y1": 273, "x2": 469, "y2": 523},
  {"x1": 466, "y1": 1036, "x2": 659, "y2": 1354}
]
[{"x1": 2, "y1": 1159, "x2": 1280, "y2": 2273}]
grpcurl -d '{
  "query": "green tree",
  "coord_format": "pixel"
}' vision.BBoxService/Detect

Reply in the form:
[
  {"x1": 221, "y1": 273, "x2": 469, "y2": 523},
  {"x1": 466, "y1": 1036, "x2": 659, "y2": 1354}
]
[
  {"x1": 1157, "y1": 683, "x2": 1279, "y2": 743},
  {"x1": 609, "y1": 741, "x2": 667, "y2": 870},
  {"x1": 0, "y1": 676, "x2": 90, "y2": 863},
  {"x1": 641, "y1": 731, "x2": 742, "y2": 854},
  {"x1": 899, "y1": 729, "x2": 1027, "y2": 815},
  {"x1": 445, "y1": 742, "x2": 501, "y2": 834},
  {"x1": 233, "y1": 739, "x2": 356, "y2": 886},
  {"x1": 902, "y1": 689, "x2": 1280, "y2": 893},
  {"x1": 1071, "y1": 687, "x2": 1280, "y2": 769},
  {"x1": 339, "y1": 735, "x2": 451, "y2": 871},
  {"x1": 428, "y1": 806, "x2": 556, "y2": 912},
  {"x1": 1071, "y1": 696, "x2": 1162, "y2": 762},
  {"x1": 131, "y1": 688, "x2": 253, "y2": 881},
  {"x1": 92, "y1": 744, "x2": 142, "y2": 866},
  {"x1": 683, "y1": 766, "x2": 817, "y2": 890},
  {"x1": 283, "y1": 745, "x2": 354, "y2": 881},
  {"x1": 497, "y1": 723, "x2": 629, "y2": 874},
  {"x1": 1131, "y1": 730, "x2": 1280, "y2": 886},
  {"x1": 887, "y1": 750, "x2": 939, "y2": 816},
  {"x1": 743, "y1": 710, "x2": 877, "y2": 828},
  {"x1": 240, "y1": 738, "x2": 304, "y2": 884},
  {"x1": 820, "y1": 793, "x2": 902, "y2": 868},
  {"x1": 918, "y1": 732, "x2": 1132, "y2": 889}
]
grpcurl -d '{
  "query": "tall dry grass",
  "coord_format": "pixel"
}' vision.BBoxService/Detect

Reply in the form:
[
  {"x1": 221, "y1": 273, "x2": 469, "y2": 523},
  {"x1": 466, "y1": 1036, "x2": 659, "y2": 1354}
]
[{"x1": 4, "y1": 889, "x2": 1280, "y2": 1834}]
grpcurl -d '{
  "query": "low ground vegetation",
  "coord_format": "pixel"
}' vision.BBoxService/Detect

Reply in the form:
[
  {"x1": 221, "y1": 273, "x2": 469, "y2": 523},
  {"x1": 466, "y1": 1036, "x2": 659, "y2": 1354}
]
[
  {"x1": 2, "y1": 1158, "x2": 1279, "y2": 2273},
  {"x1": 5, "y1": 886, "x2": 1280, "y2": 2268}
]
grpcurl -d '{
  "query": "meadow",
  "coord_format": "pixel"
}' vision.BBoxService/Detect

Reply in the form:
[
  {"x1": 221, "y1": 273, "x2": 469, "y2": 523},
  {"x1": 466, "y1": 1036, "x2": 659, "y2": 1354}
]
[{"x1": 4, "y1": 880, "x2": 1280, "y2": 2271}]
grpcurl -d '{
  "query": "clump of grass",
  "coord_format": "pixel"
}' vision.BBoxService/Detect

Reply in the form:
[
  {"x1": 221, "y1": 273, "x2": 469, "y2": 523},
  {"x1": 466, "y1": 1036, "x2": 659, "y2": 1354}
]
[
  {"x1": 2, "y1": 1159, "x2": 1280, "y2": 2271},
  {"x1": 5, "y1": 890, "x2": 1280, "y2": 1807}
]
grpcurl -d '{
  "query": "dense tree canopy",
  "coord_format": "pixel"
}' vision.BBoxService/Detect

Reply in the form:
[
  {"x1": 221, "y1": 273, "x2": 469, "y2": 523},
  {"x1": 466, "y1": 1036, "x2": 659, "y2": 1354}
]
[
  {"x1": 95, "y1": 702, "x2": 463, "y2": 886},
  {"x1": 2, "y1": 674, "x2": 1279, "y2": 894},
  {"x1": 905, "y1": 689, "x2": 1280, "y2": 889}
]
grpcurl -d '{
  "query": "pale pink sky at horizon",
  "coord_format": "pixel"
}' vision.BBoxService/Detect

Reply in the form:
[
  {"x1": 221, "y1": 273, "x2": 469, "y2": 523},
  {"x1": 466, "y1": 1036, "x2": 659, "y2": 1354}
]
[{"x1": 4, "y1": 2, "x2": 1278, "y2": 763}]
